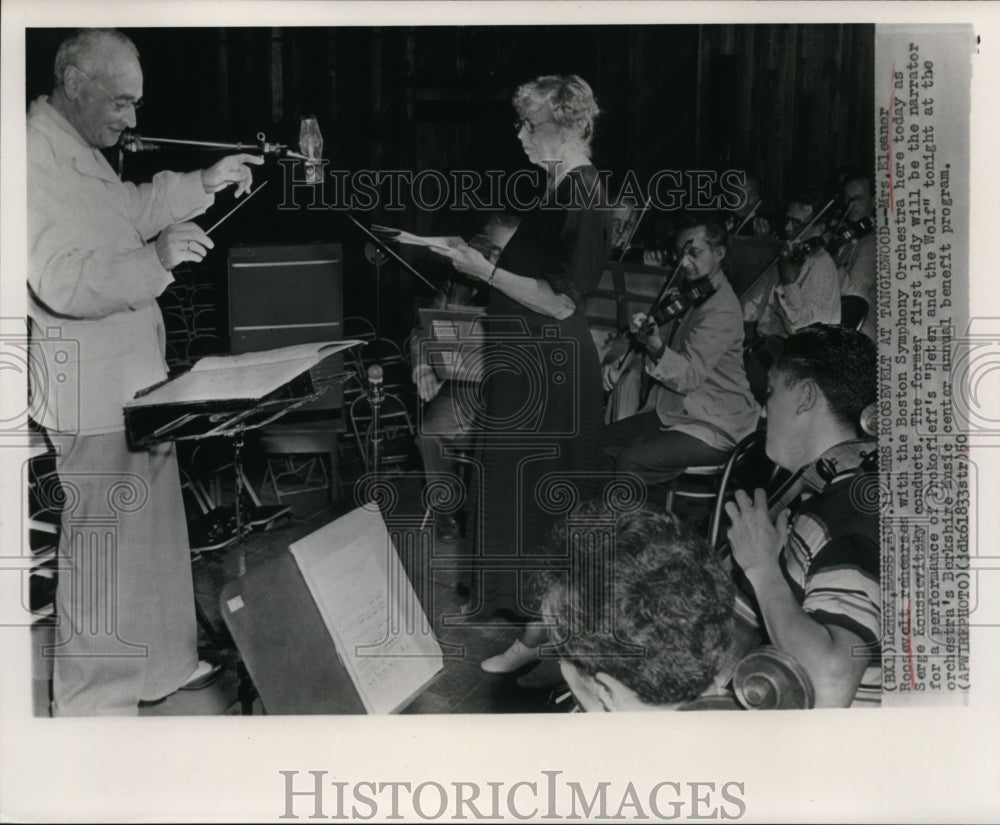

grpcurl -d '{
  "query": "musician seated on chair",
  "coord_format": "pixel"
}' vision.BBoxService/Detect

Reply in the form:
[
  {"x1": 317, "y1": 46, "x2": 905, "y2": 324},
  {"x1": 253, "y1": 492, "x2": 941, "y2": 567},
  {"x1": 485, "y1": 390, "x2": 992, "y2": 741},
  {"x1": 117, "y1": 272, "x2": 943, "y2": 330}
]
[
  {"x1": 726, "y1": 324, "x2": 880, "y2": 708},
  {"x1": 539, "y1": 502, "x2": 735, "y2": 711},
  {"x1": 409, "y1": 214, "x2": 519, "y2": 540},
  {"x1": 833, "y1": 168, "x2": 876, "y2": 342},
  {"x1": 602, "y1": 215, "x2": 759, "y2": 491},
  {"x1": 742, "y1": 191, "x2": 842, "y2": 403}
]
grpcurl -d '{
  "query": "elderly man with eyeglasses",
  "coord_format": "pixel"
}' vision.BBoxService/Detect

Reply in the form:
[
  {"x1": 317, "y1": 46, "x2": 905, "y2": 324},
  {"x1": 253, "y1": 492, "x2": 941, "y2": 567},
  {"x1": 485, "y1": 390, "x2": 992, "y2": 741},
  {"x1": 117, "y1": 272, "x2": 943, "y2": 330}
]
[{"x1": 27, "y1": 28, "x2": 262, "y2": 715}]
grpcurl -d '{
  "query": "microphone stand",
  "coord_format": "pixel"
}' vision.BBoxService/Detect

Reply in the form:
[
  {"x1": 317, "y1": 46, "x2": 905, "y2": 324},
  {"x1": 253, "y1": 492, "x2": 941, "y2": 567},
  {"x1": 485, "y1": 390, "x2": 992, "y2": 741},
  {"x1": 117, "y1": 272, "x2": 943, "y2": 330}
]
[{"x1": 119, "y1": 130, "x2": 309, "y2": 159}]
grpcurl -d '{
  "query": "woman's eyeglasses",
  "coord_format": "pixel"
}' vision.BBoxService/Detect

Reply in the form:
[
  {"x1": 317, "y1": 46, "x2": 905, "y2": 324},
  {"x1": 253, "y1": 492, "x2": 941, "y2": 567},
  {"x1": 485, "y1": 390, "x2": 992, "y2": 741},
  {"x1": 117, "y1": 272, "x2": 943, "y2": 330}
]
[{"x1": 513, "y1": 117, "x2": 550, "y2": 134}]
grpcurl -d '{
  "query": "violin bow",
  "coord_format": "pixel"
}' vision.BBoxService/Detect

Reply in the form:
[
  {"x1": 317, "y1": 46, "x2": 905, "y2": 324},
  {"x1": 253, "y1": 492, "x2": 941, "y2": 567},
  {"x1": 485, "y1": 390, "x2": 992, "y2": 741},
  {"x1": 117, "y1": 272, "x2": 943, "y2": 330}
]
[
  {"x1": 614, "y1": 195, "x2": 653, "y2": 263},
  {"x1": 738, "y1": 197, "x2": 836, "y2": 302},
  {"x1": 733, "y1": 198, "x2": 762, "y2": 236},
  {"x1": 614, "y1": 239, "x2": 693, "y2": 371}
]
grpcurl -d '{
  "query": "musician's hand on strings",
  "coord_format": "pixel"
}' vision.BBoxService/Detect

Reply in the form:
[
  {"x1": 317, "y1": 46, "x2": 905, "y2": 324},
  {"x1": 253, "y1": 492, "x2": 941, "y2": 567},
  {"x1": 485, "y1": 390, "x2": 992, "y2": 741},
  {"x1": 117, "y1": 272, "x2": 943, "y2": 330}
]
[
  {"x1": 412, "y1": 364, "x2": 443, "y2": 403},
  {"x1": 631, "y1": 311, "x2": 663, "y2": 355},
  {"x1": 753, "y1": 216, "x2": 771, "y2": 237},
  {"x1": 643, "y1": 249, "x2": 667, "y2": 267},
  {"x1": 201, "y1": 153, "x2": 265, "y2": 197},
  {"x1": 725, "y1": 488, "x2": 789, "y2": 578},
  {"x1": 155, "y1": 222, "x2": 213, "y2": 270},
  {"x1": 629, "y1": 312, "x2": 649, "y2": 334},
  {"x1": 778, "y1": 243, "x2": 804, "y2": 285},
  {"x1": 436, "y1": 242, "x2": 493, "y2": 281}
]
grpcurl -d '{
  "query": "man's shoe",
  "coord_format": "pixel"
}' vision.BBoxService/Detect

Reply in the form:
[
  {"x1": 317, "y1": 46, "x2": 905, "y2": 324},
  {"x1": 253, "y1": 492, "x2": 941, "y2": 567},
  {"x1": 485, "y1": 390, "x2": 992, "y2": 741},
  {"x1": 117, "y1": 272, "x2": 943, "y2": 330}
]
[
  {"x1": 481, "y1": 639, "x2": 539, "y2": 674},
  {"x1": 179, "y1": 660, "x2": 223, "y2": 691}
]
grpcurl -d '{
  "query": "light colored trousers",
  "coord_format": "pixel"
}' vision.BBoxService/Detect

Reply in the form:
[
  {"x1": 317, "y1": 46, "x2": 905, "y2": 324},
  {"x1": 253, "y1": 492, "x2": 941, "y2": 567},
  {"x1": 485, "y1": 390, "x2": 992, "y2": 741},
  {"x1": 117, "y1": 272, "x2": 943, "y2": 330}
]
[{"x1": 47, "y1": 432, "x2": 197, "y2": 716}]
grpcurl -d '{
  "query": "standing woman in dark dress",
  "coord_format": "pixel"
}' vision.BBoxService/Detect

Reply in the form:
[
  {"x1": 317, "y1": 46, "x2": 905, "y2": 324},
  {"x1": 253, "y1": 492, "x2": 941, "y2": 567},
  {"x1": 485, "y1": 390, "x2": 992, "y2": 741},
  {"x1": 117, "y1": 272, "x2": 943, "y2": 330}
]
[{"x1": 438, "y1": 74, "x2": 611, "y2": 675}]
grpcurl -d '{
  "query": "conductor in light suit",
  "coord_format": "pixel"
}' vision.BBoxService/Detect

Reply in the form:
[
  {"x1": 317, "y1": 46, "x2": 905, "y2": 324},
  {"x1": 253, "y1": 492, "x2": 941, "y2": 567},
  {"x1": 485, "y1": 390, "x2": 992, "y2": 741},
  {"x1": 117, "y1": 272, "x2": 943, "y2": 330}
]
[{"x1": 27, "y1": 28, "x2": 262, "y2": 715}]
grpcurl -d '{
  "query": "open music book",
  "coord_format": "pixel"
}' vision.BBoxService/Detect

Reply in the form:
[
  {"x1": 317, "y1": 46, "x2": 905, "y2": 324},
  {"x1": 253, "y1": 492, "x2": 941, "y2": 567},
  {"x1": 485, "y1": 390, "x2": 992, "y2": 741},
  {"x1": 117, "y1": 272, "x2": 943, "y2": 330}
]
[
  {"x1": 288, "y1": 506, "x2": 444, "y2": 714},
  {"x1": 125, "y1": 340, "x2": 362, "y2": 409},
  {"x1": 370, "y1": 223, "x2": 463, "y2": 252}
]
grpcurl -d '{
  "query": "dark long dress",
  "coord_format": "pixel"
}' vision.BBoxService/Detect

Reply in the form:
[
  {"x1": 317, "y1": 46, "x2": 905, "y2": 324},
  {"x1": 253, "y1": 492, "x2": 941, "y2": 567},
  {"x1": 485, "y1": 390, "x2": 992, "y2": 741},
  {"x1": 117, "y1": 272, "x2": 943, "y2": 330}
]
[{"x1": 468, "y1": 165, "x2": 611, "y2": 617}]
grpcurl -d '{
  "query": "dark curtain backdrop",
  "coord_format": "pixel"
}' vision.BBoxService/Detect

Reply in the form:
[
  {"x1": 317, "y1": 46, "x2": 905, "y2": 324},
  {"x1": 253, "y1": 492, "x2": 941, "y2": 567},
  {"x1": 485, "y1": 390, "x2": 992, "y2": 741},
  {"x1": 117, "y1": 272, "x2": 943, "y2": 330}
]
[{"x1": 26, "y1": 24, "x2": 874, "y2": 342}]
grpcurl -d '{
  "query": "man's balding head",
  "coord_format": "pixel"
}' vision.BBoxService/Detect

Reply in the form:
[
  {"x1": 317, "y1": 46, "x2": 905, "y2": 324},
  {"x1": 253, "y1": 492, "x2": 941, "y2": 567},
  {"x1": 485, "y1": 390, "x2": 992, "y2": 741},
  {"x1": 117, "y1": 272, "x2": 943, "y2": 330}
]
[{"x1": 50, "y1": 29, "x2": 143, "y2": 149}]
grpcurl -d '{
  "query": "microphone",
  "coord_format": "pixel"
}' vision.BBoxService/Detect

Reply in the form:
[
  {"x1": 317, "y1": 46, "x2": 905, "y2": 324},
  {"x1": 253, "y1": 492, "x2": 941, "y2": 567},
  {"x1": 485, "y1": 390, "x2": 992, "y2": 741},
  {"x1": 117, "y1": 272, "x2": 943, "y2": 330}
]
[
  {"x1": 119, "y1": 130, "x2": 159, "y2": 152},
  {"x1": 299, "y1": 115, "x2": 324, "y2": 184},
  {"x1": 367, "y1": 364, "x2": 384, "y2": 387}
]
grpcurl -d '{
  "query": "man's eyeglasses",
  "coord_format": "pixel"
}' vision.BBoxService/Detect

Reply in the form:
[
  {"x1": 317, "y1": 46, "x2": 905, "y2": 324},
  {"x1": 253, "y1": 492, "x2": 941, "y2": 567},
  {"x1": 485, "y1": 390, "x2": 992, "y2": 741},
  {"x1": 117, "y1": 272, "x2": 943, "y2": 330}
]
[{"x1": 78, "y1": 70, "x2": 143, "y2": 112}]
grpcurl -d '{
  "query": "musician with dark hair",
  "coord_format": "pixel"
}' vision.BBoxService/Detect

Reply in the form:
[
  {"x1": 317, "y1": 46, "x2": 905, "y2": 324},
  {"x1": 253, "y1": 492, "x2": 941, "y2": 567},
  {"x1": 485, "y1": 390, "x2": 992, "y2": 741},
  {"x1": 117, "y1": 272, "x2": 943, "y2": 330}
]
[
  {"x1": 834, "y1": 169, "x2": 877, "y2": 341},
  {"x1": 603, "y1": 215, "x2": 758, "y2": 489},
  {"x1": 726, "y1": 324, "x2": 880, "y2": 708},
  {"x1": 742, "y1": 191, "x2": 842, "y2": 401}
]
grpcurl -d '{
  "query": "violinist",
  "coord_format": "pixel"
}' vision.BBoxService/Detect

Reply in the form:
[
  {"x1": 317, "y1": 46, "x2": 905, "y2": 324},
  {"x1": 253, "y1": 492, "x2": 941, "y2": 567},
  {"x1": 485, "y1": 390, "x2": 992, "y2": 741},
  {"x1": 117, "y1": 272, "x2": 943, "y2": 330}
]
[
  {"x1": 742, "y1": 192, "x2": 842, "y2": 402},
  {"x1": 833, "y1": 171, "x2": 876, "y2": 341},
  {"x1": 723, "y1": 171, "x2": 774, "y2": 238},
  {"x1": 603, "y1": 216, "x2": 759, "y2": 489}
]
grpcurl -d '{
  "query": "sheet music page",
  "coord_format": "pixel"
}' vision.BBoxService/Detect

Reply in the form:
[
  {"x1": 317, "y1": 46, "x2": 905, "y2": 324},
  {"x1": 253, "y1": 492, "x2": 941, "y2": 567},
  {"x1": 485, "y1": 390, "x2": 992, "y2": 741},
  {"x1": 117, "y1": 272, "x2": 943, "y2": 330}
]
[
  {"x1": 190, "y1": 340, "x2": 362, "y2": 372},
  {"x1": 124, "y1": 340, "x2": 361, "y2": 408},
  {"x1": 371, "y1": 224, "x2": 463, "y2": 250},
  {"x1": 289, "y1": 506, "x2": 444, "y2": 714}
]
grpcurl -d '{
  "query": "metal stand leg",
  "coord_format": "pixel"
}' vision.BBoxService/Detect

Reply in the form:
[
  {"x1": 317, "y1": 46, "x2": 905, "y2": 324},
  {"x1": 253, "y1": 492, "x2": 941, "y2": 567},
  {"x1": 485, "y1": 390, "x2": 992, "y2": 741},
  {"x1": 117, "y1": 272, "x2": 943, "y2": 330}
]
[{"x1": 237, "y1": 660, "x2": 257, "y2": 715}]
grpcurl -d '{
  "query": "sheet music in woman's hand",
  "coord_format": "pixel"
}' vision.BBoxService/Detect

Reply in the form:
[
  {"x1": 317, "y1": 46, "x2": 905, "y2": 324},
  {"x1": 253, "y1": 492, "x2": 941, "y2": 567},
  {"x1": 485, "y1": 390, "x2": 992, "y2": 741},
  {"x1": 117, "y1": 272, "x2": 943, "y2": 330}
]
[
  {"x1": 370, "y1": 223, "x2": 463, "y2": 252},
  {"x1": 125, "y1": 340, "x2": 363, "y2": 408}
]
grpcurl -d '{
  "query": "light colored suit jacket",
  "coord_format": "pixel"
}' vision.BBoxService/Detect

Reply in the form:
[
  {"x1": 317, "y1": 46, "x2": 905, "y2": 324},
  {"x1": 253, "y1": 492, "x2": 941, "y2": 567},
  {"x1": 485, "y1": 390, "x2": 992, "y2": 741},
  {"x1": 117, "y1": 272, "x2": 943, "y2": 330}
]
[
  {"x1": 640, "y1": 272, "x2": 760, "y2": 450},
  {"x1": 27, "y1": 97, "x2": 213, "y2": 435}
]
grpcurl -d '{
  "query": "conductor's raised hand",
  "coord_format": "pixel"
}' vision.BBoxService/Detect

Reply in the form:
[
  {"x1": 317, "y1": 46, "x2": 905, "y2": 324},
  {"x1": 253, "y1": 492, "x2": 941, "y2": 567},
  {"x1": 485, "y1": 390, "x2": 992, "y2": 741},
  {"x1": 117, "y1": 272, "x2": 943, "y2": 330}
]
[
  {"x1": 436, "y1": 242, "x2": 493, "y2": 281},
  {"x1": 201, "y1": 153, "x2": 265, "y2": 197},
  {"x1": 155, "y1": 222, "x2": 214, "y2": 270}
]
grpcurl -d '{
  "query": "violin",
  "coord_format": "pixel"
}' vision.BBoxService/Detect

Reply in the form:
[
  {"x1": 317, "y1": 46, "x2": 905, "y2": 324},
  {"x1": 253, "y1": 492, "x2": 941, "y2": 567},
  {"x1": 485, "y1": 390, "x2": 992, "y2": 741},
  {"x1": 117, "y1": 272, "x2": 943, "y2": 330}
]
[
  {"x1": 827, "y1": 215, "x2": 875, "y2": 250},
  {"x1": 782, "y1": 235, "x2": 827, "y2": 267},
  {"x1": 636, "y1": 276, "x2": 716, "y2": 339}
]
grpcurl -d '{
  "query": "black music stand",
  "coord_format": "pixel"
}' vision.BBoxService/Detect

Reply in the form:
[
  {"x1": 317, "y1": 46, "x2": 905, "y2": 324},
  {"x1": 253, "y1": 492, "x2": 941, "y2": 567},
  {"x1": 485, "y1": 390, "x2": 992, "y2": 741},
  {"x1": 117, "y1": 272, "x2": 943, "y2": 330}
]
[
  {"x1": 343, "y1": 213, "x2": 439, "y2": 358},
  {"x1": 131, "y1": 382, "x2": 351, "y2": 579}
]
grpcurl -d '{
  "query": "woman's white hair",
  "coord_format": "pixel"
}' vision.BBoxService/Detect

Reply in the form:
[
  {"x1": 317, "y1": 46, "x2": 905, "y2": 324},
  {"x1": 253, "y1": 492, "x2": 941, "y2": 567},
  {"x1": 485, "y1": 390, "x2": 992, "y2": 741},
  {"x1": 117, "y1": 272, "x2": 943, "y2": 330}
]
[{"x1": 513, "y1": 74, "x2": 600, "y2": 150}]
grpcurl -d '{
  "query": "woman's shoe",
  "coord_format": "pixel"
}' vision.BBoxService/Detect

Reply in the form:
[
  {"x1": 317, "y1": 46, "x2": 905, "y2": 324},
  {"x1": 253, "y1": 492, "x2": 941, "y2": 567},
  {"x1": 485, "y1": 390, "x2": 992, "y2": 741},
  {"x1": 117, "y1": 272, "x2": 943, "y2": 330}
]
[{"x1": 480, "y1": 639, "x2": 539, "y2": 674}]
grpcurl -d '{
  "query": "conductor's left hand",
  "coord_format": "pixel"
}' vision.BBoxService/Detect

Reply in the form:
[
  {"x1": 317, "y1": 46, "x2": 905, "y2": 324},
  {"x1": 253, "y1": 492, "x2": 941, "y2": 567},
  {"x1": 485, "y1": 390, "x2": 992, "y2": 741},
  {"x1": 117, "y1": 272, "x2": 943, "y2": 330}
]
[
  {"x1": 436, "y1": 242, "x2": 493, "y2": 281},
  {"x1": 201, "y1": 153, "x2": 265, "y2": 197}
]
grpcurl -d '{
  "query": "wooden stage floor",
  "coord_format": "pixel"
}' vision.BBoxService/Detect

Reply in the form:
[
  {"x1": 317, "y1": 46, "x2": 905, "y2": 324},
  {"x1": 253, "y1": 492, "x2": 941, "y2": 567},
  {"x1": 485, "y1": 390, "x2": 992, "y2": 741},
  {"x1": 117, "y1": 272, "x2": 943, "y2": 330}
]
[{"x1": 31, "y1": 474, "x2": 563, "y2": 717}]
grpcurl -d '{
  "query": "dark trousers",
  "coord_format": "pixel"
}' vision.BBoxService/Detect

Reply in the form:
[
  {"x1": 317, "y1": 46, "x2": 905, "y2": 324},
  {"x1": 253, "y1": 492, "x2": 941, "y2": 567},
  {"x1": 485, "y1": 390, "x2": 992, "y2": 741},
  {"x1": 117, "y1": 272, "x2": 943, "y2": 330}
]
[{"x1": 604, "y1": 411, "x2": 730, "y2": 486}]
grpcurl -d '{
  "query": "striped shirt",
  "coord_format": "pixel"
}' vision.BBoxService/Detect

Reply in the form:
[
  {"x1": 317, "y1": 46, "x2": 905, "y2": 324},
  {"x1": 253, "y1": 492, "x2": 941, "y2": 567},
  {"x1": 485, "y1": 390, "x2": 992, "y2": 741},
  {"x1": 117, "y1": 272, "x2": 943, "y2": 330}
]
[{"x1": 780, "y1": 439, "x2": 882, "y2": 707}]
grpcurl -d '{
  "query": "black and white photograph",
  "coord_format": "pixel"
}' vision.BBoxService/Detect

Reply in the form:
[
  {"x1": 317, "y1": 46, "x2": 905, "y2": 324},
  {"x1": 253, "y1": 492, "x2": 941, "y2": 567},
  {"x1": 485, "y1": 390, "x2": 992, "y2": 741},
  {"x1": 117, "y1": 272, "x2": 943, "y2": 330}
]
[{"x1": 0, "y1": 1, "x2": 997, "y2": 822}]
